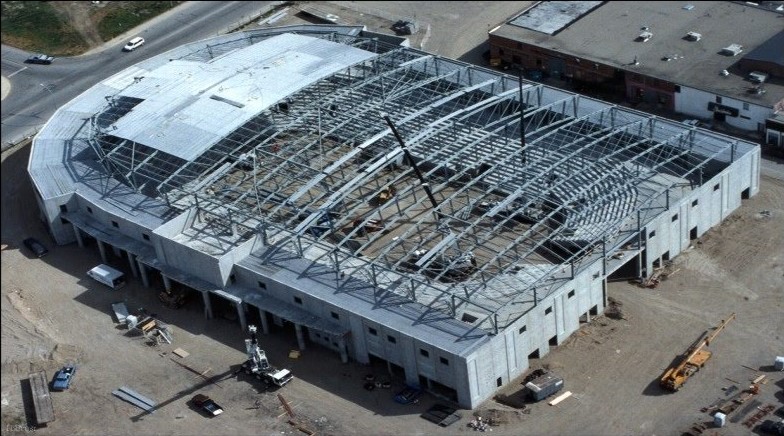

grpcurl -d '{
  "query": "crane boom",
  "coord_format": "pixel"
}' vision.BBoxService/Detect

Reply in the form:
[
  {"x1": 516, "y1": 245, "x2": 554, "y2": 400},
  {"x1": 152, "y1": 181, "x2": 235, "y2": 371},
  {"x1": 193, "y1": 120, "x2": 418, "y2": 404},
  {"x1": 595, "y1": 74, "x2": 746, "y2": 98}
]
[{"x1": 660, "y1": 313, "x2": 735, "y2": 391}]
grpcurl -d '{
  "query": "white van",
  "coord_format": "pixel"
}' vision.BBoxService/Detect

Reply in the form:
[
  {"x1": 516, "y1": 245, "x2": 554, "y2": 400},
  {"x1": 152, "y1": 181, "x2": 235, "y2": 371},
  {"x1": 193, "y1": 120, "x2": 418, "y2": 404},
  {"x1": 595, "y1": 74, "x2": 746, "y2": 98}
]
[
  {"x1": 87, "y1": 264, "x2": 126, "y2": 289},
  {"x1": 123, "y1": 36, "x2": 145, "y2": 52}
]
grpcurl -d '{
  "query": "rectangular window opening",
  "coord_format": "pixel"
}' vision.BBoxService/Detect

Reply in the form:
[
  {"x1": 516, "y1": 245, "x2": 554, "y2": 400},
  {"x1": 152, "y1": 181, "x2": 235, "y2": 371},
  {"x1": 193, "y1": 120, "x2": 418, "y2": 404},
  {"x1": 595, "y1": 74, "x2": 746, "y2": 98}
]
[
  {"x1": 331, "y1": 311, "x2": 340, "y2": 320},
  {"x1": 567, "y1": 290, "x2": 575, "y2": 298},
  {"x1": 518, "y1": 325, "x2": 527, "y2": 334},
  {"x1": 671, "y1": 214, "x2": 678, "y2": 222},
  {"x1": 692, "y1": 199, "x2": 699, "y2": 207},
  {"x1": 420, "y1": 349, "x2": 429, "y2": 358},
  {"x1": 387, "y1": 335, "x2": 397, "y2": 344},
  {"x1": 440, "y1": 357, "x2": 449, "y2": 366},
  {"x1": 713, "y1": 183, "x2": 720, "y2": 191},
  {"x1": 112, "y1": 221, "x2": 119, "y2": 228},
  {"x1": 545, "y1": 306, "x2": 553, "y2": 315},
  {"x1": 368, "y1": 327, "x2": 377, "y2": 336},
  {"x1": 142, "y1": 233, "x2": 150, "y2": 241},
  {"x1": 258, "y1": 281, "x2": 266, "y2": 289},
  {"x1": 294, "y1": 296, "x2": 302, "y2": 305}
]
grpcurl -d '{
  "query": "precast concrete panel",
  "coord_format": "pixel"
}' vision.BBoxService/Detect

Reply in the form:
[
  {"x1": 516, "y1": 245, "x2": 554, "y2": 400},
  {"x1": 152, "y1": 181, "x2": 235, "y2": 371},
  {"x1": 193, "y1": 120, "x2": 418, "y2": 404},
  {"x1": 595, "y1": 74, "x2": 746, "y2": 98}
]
[
  {"x1": 158, "y1": 236, "x2": 223, "y2": 285},
  {"x1": 399, "y1": 335, "x2": 419, "y2": 386},
  {"x1": 43, "y1": 194, "x2": 76, "y2": 244},
  {"x1": 415, "y1": 343, "x2": 436, "y2": 380},
  {"x1": 348, "y1": 316, "x2": 368, "y2": 363}
]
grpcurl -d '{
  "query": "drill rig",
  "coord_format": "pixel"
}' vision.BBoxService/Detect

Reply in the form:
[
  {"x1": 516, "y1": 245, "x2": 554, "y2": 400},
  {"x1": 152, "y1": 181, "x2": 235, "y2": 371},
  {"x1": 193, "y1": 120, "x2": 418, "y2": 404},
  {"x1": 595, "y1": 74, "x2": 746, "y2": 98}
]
[
  {"x1": 241, "y1": 325, "x2": 293, "y2": 387},
  {"x1": 659, "y1": 313, "x2": 735, "y2": 392}
]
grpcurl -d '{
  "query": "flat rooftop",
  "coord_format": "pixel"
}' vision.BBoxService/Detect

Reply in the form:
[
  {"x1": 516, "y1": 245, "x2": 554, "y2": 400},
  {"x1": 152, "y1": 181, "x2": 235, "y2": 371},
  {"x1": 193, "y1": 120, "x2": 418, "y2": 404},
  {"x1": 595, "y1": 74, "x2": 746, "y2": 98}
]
[{"x1": 491, "y1": 1, "x2": 783, "y2": 107}]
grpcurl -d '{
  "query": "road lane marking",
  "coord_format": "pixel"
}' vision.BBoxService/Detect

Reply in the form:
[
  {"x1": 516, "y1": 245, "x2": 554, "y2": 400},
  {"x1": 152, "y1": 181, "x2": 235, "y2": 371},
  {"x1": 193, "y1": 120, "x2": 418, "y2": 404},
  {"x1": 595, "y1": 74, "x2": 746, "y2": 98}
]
[{"x1": 7, "y1": 66, "x2": 28, "y2": 78}]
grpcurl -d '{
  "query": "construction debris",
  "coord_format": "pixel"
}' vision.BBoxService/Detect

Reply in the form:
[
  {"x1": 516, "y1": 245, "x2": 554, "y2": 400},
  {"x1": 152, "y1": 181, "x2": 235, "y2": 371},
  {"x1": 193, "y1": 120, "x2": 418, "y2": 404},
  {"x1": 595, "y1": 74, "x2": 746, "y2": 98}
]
[
  {"x1": 126, "y1": 311, "x2": 173, "y2": 345},
  {"x1": 467, "y1": 416, "x2": 491, "y2": 432},
  {"x1": 112, "y1": 386, "x2": 157, "y2": 413},
  {"x1": 639, "y1": 261, "x2": 677, "y2": 288},
  {"x1": 111, "y1": 302, "x2": 129, "y2": 324},
  {"x1": 548, "y1": 390, "x2": 572, "y2": 406},
  {"x1": 743, "y1": 404, "x2": 775, "y2": 428},
  {"x1": 604, "y1": 297, "x2": 625, "y2": 320}
]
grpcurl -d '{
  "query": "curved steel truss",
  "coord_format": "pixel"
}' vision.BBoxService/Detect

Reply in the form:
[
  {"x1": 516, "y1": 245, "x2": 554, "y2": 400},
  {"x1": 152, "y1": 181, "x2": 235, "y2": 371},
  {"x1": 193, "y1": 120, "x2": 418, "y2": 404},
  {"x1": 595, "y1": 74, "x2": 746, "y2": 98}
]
[{"x1": 85, "y1": 29, "x2": 746, "y2": 332}]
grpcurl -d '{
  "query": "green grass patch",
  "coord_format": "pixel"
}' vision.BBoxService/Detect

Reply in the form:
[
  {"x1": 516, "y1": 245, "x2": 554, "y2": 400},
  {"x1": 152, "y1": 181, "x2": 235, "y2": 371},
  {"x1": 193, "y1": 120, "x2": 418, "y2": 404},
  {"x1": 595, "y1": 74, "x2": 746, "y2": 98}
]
[
  {"x1": 0, "y1": 1, "x2": 87, "y2": 55},
  {"x1": 97, "y1": 1, "x2": 182, "y2": 41}
]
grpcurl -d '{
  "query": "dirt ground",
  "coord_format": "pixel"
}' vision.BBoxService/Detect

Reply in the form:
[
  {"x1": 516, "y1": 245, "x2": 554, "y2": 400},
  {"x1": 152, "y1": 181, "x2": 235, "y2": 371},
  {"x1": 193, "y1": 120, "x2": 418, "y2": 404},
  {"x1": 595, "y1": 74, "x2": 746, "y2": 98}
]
[{"x1": 2, "y1": 2, "x2": 783, "y2": 436}]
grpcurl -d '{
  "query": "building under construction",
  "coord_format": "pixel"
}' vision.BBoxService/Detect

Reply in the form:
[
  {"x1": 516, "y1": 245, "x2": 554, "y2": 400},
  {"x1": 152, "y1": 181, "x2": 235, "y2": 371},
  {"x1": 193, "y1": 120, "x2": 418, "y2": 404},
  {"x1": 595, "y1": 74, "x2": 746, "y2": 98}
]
[{"x1": 28, "y1": 25, "x2": 760, "y2": 408}]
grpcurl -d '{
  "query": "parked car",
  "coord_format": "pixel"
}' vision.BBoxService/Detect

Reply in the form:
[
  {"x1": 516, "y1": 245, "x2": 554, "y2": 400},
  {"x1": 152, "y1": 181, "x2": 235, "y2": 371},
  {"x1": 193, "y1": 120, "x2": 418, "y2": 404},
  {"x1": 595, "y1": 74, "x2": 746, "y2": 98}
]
[
  {"x1": 191, "y1": 394, "x2": 223, "y2": 417},
  {"x1": 759, "y1": 419, "x2": 784, "y2": 436},
  {"x1": 52, "y1": 365, "x2": 76, "y2": 391},
  {"x1": 26, "y1": 54, "x2": 54, "y2": 65},
  {"x1": 394, "y1": 384, "x2": 423, "y2": 404},
  {"x1": 123, "y1": 36, "x2": 145, "y2": 51},
  {"x1": 23, "y1": 237, "x2": 49, "y2": 258}
]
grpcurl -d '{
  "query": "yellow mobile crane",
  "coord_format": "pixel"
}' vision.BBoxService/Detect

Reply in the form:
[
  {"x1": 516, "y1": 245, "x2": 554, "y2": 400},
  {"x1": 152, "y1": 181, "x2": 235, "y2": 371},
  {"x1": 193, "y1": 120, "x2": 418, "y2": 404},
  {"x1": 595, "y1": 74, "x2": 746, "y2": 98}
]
[{"x1": 660, "y1": 313, "x2": 736, "y2": 392}]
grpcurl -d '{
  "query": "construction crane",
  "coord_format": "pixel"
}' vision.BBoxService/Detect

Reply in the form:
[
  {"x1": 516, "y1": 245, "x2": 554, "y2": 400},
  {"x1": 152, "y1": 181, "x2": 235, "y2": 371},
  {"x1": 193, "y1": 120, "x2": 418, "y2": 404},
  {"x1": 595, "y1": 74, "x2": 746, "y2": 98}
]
[{"x1": 660, "y1": 313, "x2": 736, "y2": 392}]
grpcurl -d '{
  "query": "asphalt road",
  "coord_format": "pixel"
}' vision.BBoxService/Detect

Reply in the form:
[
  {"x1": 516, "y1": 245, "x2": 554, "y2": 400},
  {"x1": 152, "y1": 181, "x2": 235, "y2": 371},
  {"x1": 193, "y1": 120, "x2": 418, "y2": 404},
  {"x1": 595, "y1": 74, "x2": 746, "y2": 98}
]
[{"x1": 0, "y1": 1, "x2": 278, "y2": 149}]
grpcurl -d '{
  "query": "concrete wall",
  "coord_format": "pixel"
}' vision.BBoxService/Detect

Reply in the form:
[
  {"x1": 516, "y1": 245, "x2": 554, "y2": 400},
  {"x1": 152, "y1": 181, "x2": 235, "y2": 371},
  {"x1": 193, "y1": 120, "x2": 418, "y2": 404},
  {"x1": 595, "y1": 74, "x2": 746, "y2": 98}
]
[
  {"x1": 462, "y1": 261, "x2": 605, "y2": 408},
  {"x1": 36, "y1": 190, "x2": 76, "y2": 245},
  {"x1": 641, "y1": 150, "x2": 760, "y2": 273},
  {"x1": 152, "y1": 208, "x2": 223, "y2": 285},
  {"x1": 675, "y1": 86, "x2": 773, "y2": 132}
]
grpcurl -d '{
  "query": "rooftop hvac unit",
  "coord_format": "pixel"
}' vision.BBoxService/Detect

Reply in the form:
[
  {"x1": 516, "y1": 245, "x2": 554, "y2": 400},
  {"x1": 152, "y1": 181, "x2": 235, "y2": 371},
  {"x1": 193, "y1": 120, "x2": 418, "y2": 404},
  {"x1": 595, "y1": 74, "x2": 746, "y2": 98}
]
[
  {"x1": 685, "y1": 31, "x2": 701, "y2": 41},
  {"x1": 720, "y1": 44, "x2": 743, "y2": 56}
]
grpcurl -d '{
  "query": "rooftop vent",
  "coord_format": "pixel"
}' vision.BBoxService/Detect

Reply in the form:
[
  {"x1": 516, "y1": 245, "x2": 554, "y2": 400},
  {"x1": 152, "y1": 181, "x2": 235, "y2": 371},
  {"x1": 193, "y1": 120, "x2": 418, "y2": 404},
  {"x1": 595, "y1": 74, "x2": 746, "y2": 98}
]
[
  {"x1": 685, "y1": 31, "x2": 701, "y2": 41},
  {"x1": 637, "y1": 31, "x2": 653, "y2": 42},
  {"x1": 720, "y1": 44, "x2": 743, "y2": 56}
]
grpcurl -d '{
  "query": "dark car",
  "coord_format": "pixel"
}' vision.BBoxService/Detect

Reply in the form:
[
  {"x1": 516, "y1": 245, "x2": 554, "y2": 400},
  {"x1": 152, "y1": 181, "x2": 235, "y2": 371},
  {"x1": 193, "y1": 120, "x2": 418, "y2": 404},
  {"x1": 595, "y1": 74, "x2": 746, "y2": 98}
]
[
  {"x1": 392, "y1": 19, "x2": 418, "y2": 35},
  {"x1": 26, "y1": 54, "x2": 54, "y2": 65},
  {"x1": 192, "y1": 394, "x2": 223, "y2": 417},
  {"x1": 52, "y1": 365, "x2": 75, "y2": 391},
  {"x1": 23, "y1": 237, "x2": 49, "y2": 258},
  {"x1": 394, "y1": 384, "x2": 423, "y2": 404},
  {"x1": 760, "y1": 420, "x2": 784, "y2": 436}
]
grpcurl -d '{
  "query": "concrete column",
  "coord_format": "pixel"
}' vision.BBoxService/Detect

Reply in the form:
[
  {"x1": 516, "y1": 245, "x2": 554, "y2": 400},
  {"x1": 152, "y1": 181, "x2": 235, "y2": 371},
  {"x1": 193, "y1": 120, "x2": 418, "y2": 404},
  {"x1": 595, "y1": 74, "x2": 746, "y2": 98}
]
[
  {"x1": 97, "y1": 239, "x2": 107, "y2": 263},
  {"x1": 338, "y1": 336, "x2": 348, "y2": 364},
  {"x1": 295, "y1": 323, "x2": 306, "y2": 350},
  {"x1": 136, "y1": 259, "x2": 150, "y2": 288},
  {"x1": 201, "y1": 291, "x2": 213, "y2": 319},
  {"x1": 236, "y1": 302, "x2": 247, "y2": 332},
  {"x1": 161, "y1": 274, "x2": 172, "y2": 292},
  {"x1": 258, "y1": 307, "x2": 270, "y2": 334},
  {"x1": 72, "y1": 224, "x2": 84, "y2": 248},
  {"x1": 112, "y1": 245, "x2": 122, "y2": 258},
  {"x1": 127, "y1": 252, "x2": 138, "y2": 278}
]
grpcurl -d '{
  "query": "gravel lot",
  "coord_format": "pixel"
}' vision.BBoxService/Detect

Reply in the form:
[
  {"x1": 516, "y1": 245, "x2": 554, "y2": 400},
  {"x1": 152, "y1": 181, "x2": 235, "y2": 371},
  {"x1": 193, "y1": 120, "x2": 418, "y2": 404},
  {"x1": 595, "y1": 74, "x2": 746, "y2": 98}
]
[{"x1": 2, "y1": 2, "x2": 783, "y2": 435}]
